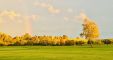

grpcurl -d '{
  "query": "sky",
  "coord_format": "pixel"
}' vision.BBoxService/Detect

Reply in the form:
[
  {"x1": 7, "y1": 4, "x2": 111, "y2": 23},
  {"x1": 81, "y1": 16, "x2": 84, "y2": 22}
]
[{"x1": 0, "y1": 0, "x2": 113, "y2": 38}]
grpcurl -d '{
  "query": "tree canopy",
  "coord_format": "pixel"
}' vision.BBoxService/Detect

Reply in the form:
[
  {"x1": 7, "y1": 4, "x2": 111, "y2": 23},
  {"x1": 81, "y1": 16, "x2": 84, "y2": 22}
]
[{"x1": 80, "y1": 16, "x2": 100, "y2": 40}]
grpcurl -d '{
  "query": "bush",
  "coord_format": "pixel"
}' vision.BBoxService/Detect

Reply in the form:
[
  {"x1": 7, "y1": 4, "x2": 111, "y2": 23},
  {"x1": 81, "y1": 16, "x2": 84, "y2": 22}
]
[
  {"x1": 75, "y1": 41, "x2": 85, "y2": 45},
  {"x1": 87, "y1": 40, "x2": 94, "y2": 44},
  {"x1": 94, "y1": 40, "x2": 103, "y2": 45},
  {"x1": 25, "y1": 40, "x2": 33, "y2": 46},
  {"x1": 102, "y1": 39, "x2": 112, "y2": 45},
  {"x1": 13, "y1": 41, "x2": 21, "y2": 46},
  {"x1": 65, "y1": 40, "x2": 75, "y2": 46}
]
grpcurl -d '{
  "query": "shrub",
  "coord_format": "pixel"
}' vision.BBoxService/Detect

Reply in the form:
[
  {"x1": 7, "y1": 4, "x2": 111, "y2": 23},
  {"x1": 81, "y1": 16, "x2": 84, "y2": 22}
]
[
  {"x1": 13, "y1": 41, "x2": 21, "y2": 46},
  {"x1": 25, "y1": 40, "x2": 33, "y2": 46},
  {"x1": 75, "y1": 41, "x2": 85, "y2": 45},
  {"x1": 102, "y1": 39, "x2": 112, "y2": 45},
  {"x1": 0, "y1": 41, "x2": 4, "y2": 46},
  {"x1": 65, "y1": 40, "x2": 75, "y2": 46},
  {"x1": 87, "y1": 40, "x2": 94, "y2": 44},
  {"x1": 94, "y1": 40, "x2": 103, "y2": 45}
]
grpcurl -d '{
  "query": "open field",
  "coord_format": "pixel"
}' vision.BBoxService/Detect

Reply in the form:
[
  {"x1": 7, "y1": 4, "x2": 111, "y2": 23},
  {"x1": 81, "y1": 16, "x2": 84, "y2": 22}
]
[{"x1": 0, "y1": 45, "x2": 113, "y2": 60}]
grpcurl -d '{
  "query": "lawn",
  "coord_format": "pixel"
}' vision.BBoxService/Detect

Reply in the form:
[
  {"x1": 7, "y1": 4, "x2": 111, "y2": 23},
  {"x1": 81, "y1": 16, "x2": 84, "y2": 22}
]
[{"x1": 0, "y1": 45, "x2": 113, "y2": 60}]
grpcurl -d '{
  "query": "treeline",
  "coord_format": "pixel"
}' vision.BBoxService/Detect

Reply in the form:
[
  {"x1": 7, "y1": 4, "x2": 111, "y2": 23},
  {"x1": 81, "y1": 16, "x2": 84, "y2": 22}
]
[{"x1": 0, "y1": 32, "x2": 113, "y2": 46}]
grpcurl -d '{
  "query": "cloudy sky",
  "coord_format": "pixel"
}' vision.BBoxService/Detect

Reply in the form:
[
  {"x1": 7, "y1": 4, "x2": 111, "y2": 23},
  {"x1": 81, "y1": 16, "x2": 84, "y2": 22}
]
[{"x1": 0, "y1": 0, "x2": 113, "y2": 38}]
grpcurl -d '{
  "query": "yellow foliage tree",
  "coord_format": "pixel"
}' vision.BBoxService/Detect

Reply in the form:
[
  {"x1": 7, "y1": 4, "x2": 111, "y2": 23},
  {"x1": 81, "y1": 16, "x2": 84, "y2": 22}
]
[{"x1": 80, "y1": 18, "x2": 100, "y2": 40}]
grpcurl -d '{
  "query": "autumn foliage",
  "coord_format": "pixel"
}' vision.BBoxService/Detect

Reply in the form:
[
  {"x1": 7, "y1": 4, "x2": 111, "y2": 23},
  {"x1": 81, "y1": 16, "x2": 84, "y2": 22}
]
[
  {"x1": 80, "y1": 19, "x2": 100, "y2": 39},
  {"x1": 0, "y1": 32, "x2": 112, "y2": 46}
]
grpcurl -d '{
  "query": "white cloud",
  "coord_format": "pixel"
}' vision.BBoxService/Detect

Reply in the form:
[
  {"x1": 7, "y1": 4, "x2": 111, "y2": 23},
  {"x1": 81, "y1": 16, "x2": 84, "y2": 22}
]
[
  {"x1": 47, "y1": 6, "x2": 61, "y2": 14},
  {"x1": 67, "y1": 8, "x2": 73, "y2": 13},
  {"x1": 10, "y1": 0, "x2": 23, "y2": 2},
  {"x1": 34, "y1": 2, "x2": 61, "y2": 14},
  {"x1": 64, "y1": 16, "x2": 69, "y2": 21},
  {"x1": 0, "y1": 10, "x2": 40, "y2": 23},
  {"x1": 31, "y1": 15, "x2": 40, "y2": 20},
  {"x1": 34, "y1": 2, "x2": 50, "y2": 8},
  {"x1": 0, "y1": 10, "x2": 20, "y2": 22}
]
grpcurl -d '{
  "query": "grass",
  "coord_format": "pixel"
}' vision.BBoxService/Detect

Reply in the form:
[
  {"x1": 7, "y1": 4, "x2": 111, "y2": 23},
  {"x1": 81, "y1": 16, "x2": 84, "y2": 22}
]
[{"x1": 0, "y1": 45, "x2": 113, "y2": 60}]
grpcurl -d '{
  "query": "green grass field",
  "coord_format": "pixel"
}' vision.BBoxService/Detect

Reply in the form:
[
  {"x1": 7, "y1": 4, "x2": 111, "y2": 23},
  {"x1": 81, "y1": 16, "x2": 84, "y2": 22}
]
[{"x1": 0, "y1": 45, "x2": 113, "y2": 60}]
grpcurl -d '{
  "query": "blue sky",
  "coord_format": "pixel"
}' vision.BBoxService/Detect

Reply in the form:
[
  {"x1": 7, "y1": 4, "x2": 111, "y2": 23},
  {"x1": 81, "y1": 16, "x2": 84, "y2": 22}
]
[{"x1": 0, "y1": 0, "x2": 113, "y2": 38}]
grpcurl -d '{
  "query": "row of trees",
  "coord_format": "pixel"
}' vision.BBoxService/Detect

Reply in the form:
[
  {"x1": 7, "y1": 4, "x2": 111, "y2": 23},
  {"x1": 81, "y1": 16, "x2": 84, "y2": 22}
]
[
  {"x1": 0, "y1": 33, "x2": 68, "y2": 46},
  {"x1": 0, "y1": 32, "x2": 112, "y2": 46}
]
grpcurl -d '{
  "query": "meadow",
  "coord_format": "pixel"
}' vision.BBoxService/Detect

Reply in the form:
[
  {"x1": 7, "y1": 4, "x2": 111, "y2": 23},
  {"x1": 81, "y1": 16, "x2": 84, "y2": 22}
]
[{"x1": 0, "y1": 45, "x2": 113, "y2": 60}]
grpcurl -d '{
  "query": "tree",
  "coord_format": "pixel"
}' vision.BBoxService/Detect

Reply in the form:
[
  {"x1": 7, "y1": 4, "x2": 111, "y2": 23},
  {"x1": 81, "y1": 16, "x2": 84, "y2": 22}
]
[
  {"x1": 0, "y1": 32, "x2": 13, "y2": 46},
  {"x1": 22, "y1": 33, "x2": 32, "y2": 40},
  {"x1": 60, "y1": 35, "x2": 68, "y2": 46},
  {"x1": 80, "y1": 13, "x2": 100, "y2": 47},
  {"x1": 80, "y1": 19, "x2": 100, "y2": 39}
]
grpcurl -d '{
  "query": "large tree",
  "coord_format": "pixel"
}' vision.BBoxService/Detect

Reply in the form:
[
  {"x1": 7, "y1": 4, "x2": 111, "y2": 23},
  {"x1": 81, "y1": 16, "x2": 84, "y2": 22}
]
[
  {"x1": 80, "y1": 17, "x2": 100, "y2": 40},
  {"x1": 80, "y1": 13, "x2": 100, "y2": 40},
  {"x1": 80, "y1": 15, "x2": 100, "y2": 48}
]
